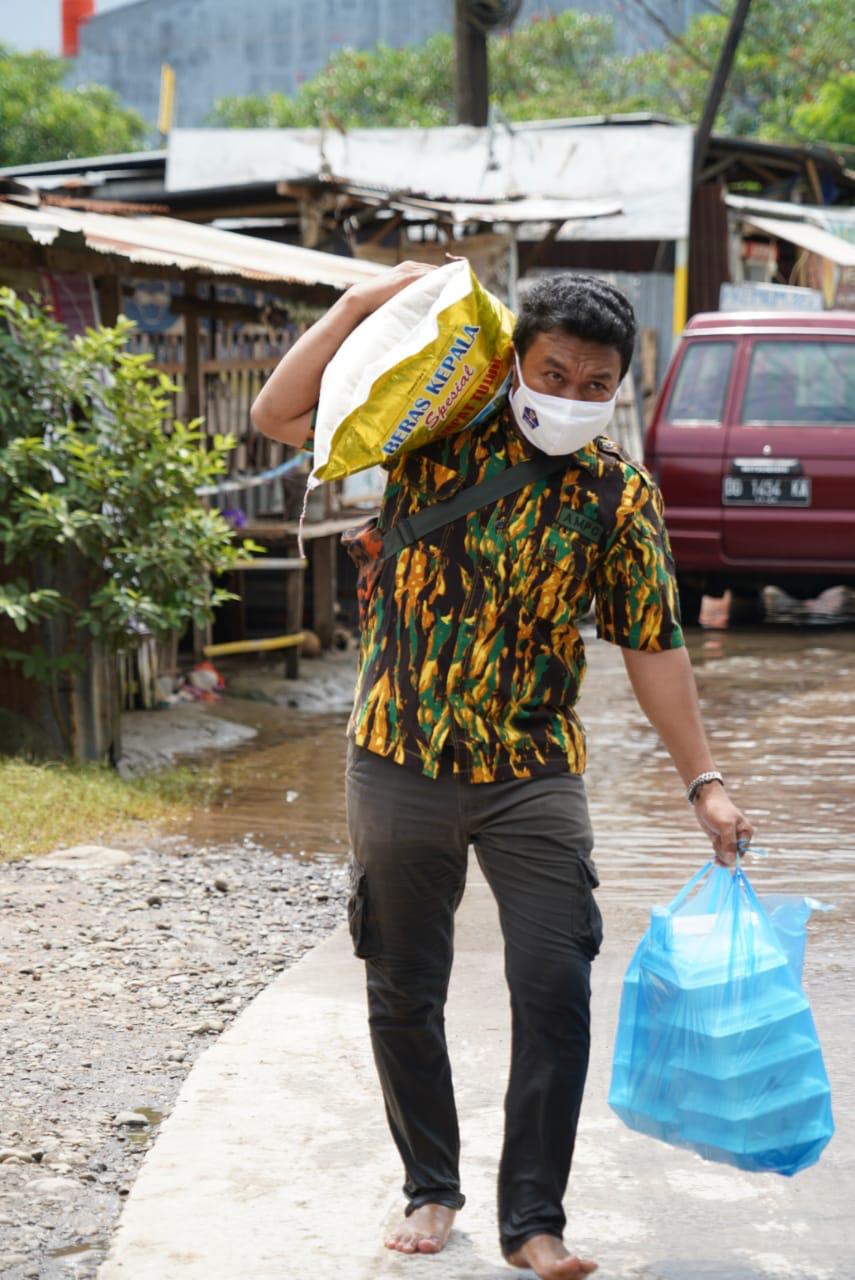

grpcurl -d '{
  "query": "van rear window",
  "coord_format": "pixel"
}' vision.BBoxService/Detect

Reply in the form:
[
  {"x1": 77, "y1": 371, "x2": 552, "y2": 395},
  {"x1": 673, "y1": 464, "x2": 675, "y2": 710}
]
[
  {"x1": 666, "y1": 341, "x2": 734, "y2": 422},
  {"x1": 742, "y1": 341, "x2": 855, "y2": 425}
]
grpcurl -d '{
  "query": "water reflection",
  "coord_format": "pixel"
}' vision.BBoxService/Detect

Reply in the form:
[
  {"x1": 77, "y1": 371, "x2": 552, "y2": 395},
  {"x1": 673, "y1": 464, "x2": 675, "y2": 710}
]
[
  {"x1": 178, "y1": 626, "x2": 854, "y2": 946},
  {"x1": 581, "y1": 626, "x2": 855, "y2": 977},
  {"x1": 176, "y1": 704, "x2": 352, "y2": 859}
]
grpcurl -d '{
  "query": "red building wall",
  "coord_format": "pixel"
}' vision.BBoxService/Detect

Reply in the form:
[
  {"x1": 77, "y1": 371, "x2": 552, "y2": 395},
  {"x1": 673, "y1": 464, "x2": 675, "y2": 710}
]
[{"x1": 62, "y1": 0, "x2": 96, "y2": 58}]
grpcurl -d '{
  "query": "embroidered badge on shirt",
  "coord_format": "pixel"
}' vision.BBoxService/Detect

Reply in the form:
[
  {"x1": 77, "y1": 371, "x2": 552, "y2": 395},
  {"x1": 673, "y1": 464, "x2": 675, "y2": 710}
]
[{"x1": 557, "y1": 508, "x2": 603, "y2": 544}]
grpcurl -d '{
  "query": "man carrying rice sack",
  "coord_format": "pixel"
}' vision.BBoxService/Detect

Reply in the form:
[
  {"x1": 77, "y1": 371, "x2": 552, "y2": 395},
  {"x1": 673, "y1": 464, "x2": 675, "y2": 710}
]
[{"x1": 252, "y1": 262, "x2": 754, "y2": 1280}]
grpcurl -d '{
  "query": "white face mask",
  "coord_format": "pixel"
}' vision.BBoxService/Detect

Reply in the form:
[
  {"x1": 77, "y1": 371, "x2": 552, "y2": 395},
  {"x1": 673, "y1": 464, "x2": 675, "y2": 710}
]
[{"x1": 509, "y1": 353, "x2": 618, "y2": 456}]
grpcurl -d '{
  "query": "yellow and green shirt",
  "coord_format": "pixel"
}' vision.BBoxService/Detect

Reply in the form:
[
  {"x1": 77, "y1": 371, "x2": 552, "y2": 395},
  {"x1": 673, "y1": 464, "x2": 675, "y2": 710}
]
[{"x1": 347, "y1": 404, "x2": 683, "y2": 783}]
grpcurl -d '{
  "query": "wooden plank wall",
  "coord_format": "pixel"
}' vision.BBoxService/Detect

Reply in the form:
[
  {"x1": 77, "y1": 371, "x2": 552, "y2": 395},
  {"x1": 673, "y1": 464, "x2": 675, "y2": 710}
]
[{"x1": 129, "y1": 312, "x2": 315, "y2": 520}]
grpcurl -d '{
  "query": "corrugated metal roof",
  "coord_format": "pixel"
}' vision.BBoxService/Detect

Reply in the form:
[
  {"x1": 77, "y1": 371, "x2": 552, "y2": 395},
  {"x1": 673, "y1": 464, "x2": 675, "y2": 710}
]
[
  {"x1": 381, "y1": 194, "x2": 622, "y2": 224},
  {"x1": 167, "y1": 123, "x2": 693, "y2": 241},
  {"x1": 725, "y1": 194, "x2": 855, "y2": 229},
  {"x1": 742, "y1": 214, "x2": 855, "y2": 269},
  {"x1": 0, "y1": 200, "x2": 386, "y2": 289},
  {"x1": 0, "y1": 151, "x2": 168, "y2": 179}
]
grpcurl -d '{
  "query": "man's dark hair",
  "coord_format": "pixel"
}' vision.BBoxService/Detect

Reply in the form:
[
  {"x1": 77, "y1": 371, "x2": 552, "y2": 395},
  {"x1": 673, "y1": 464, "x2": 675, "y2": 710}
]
[{"x1": 513, "y1": 274, "x2": 637, "y2": 379}]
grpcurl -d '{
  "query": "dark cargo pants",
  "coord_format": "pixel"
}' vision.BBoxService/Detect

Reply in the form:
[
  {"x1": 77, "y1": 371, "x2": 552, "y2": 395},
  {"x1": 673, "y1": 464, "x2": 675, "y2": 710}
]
[{"x1": 345, "y1": 741, "x2": 603, "y2": 1258}]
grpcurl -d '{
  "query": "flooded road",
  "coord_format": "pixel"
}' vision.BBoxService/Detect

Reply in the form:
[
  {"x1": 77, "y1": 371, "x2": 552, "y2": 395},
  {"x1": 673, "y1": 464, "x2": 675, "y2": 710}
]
[
  {"x1": 584, "y1": 626, "x2": 855, "y2": 913},
  {"x1": 181, "y1": 622, "x2": 855, "y2": 944},
  {"x1": 10, "y1": 625, "x2": 850, "y2": 1280},
  {"x1": 179, "y1": 623, "x2": 855, "y2": 1117}
]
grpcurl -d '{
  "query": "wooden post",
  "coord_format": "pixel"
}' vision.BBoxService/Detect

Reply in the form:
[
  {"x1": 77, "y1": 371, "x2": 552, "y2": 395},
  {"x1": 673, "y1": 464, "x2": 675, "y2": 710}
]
[
  {"x1": 184, "y1": 280, "x2": 212, "y2": 660},
  {"x1": 55, "y1": 548, "x2": 122, "y2": 763},
  {"x1": 311, "y1": 535, "x2": 337, "y2": 650},
  {"x1": 96, "y1": 275, "x2": 122, "y2": 328},
  {"x1": 455, "y1": 0, "x2": 489, "y2": 126},
  {"x1": 284, "y1": 560, "x2": 304, "y2": 680},
  {"x1": 71, "y1": 639, "x2": 123, "y2": 765},
  {"x1": 692, "y1": 0, "x2": 753, "y2": 187},
  {"x1": 183, "y1": 281, "x2": 204, "y2": 424}
]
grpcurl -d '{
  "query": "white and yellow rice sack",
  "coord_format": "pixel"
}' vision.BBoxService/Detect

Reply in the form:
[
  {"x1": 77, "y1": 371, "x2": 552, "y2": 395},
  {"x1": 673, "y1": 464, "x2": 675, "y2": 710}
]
[{"x1": 308, "y1": 259, "x2": 514, "y2": 489}]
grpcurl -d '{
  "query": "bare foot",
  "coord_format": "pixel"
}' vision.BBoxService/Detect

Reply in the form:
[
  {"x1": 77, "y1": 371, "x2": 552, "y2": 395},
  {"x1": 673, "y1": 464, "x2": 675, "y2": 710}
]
[
  {"x1": 384, "y1": 1203, "x2": 457, "y2": 1255},
  {"x1": 507, "y1": 1233, "x2": 598, "y2": 1279}
]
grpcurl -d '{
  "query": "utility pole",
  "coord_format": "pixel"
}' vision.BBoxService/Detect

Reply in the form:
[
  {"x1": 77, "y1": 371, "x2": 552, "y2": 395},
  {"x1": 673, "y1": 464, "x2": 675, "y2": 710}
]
[
  {"x1": 455, "y1": 0, "x2": 489, "y2": 126},
  {"x1": 692, "y1": 0, "x2": 753, "y2": 185}
]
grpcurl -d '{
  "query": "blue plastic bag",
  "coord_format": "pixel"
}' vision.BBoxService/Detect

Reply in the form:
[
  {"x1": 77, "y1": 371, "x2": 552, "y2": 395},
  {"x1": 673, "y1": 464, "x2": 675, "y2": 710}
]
[
  {"x1": 761, "y1": 893, "x2": 833, "y2": 982},
  {"x1": 608, "y1": 861, "x2": 834, "y2": 1176}
]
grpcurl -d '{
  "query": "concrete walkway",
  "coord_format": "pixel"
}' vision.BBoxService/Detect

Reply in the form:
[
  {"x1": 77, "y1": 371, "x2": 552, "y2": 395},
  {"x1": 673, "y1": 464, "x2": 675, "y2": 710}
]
[{"x1": 98, "y1": 866, "x2": 852, "y2": 1280}]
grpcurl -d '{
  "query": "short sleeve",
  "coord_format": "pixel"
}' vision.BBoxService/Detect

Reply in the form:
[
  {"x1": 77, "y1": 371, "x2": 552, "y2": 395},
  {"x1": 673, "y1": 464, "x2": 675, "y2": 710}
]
[{"x1": 593, "y1": 476, "x2": 685, "y2": 651}]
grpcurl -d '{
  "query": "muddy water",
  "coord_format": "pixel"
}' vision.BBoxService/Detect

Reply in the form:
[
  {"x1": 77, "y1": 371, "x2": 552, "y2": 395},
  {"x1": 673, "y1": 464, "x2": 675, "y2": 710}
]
[
  {"x1": 181, "y1": 625, "x2": 855, "y2": 933},
  {"x1": 176, "y1": 702, "x2": 352, "y2": 858},
  {"x1": 582, "y1": 628, "x2": 855, "y2": 949}
]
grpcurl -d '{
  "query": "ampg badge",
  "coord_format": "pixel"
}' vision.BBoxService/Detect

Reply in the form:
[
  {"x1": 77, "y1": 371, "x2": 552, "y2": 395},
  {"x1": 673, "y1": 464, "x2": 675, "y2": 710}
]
[{"x1": 557, "y1": 508, "x2": 603, "y2": 544}]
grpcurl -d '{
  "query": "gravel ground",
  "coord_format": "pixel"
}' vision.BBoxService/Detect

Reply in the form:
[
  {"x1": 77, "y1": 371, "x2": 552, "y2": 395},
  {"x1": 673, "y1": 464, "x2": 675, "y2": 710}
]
[{"x1": 0, "y1": 837, "x2": 348, "y2": 1279}]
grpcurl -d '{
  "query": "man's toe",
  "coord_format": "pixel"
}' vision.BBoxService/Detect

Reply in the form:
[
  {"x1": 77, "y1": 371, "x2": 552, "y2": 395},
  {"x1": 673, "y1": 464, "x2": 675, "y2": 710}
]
[
  {"x1": 386, "y1": 1235, "x2": 415, "y2": 1253},
  {"x1": 560, "y1": 1260, "x2": 597, "y2": 1278}
]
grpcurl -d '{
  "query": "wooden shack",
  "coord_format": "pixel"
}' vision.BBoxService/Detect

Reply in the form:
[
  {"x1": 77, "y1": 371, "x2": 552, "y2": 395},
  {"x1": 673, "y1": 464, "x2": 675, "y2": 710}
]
[{"x1": 0, "y1": 192, "x2": 385, "y2": 760}]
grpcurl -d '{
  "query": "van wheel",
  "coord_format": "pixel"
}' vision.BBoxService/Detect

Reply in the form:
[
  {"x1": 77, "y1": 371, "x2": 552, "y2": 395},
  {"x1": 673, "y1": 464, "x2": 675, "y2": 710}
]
[
  {"x1": 730, "y1": 589, "x2": 766, "y2": 625},
  {"x1": 677, "y1": 578, "x2": 703, "y2": 627}
]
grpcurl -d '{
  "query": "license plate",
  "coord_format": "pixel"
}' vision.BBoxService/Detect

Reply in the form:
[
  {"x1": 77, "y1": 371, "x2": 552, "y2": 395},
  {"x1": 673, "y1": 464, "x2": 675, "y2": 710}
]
[{"x1": 722, "y1": 475, "x2": 812, "y2": 506}]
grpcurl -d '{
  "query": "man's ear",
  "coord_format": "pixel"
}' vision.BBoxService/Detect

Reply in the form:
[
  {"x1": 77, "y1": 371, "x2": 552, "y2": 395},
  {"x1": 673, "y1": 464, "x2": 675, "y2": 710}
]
[{"x1": 510, "y1": 344, "x2": 520, "y2": 393}]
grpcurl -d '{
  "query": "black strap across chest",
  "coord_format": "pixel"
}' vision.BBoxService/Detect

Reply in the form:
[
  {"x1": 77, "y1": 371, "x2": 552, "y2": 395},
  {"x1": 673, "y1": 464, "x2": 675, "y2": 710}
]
[{"x1": 379, "y1": 451, "x2": 573, "y2": 561}]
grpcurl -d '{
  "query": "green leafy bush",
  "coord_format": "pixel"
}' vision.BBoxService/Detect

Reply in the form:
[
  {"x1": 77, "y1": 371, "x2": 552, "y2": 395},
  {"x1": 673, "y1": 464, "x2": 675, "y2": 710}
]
[{"x1": 0, "y1": 288, "x2": 261, "y2": 683}]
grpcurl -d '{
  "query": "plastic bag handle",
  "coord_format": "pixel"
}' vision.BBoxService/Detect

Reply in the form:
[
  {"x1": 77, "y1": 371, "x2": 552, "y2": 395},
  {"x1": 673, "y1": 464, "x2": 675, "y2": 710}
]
[
  {"x1": 665, "y1": 860, "x2": 717, "y2": 914},
  {"x1": 734, "y1": 862, "x2": 761, "y2": 909}
]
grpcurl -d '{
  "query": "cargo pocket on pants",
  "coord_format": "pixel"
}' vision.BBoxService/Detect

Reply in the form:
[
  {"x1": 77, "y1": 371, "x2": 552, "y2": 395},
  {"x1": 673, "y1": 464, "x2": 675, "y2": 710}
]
[
  {"x1": 574, "y1": 858, "x2": 604, "y2": 961},
  {"x1": 346, "y1": 856, "x2": 382, "y2": 959}
]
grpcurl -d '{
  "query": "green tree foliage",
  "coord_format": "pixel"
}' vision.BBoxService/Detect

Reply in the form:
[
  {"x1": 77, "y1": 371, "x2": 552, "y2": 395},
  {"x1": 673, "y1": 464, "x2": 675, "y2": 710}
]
[
  {"x1": 210, "y1": 3, "x2": 854, "y2": 146},
  {"x1": 487, "y1": 11, "x2": 618, "y2": 121},
  {"x1": 792, "y1": 72, "x2": 855, "y2": 146},
  {"x1": 0, "y1": 289, "x2": 260, "y2": 686},
  {"x1": 214, "y1": 39, "x2": 456, "y2": 128},
  {"x1": 211, "y1": 12, "x2": 616, "y2": 129},
  {"x1": 614, "y1": 0, "x2": 855, "y2": 142},
  {"x1": 0, "y1": 45, "x2": 147, "y2": 166}
]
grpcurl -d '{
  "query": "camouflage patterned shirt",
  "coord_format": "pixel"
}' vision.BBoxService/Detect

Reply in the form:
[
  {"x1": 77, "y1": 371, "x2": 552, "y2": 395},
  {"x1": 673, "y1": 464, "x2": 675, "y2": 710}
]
[{"x1": 347, "y1": 404, "x2": 684, "y2": 783}]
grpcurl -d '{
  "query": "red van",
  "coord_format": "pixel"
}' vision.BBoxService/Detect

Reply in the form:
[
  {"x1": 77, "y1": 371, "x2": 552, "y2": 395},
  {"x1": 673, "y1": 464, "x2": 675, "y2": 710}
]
[{"x1": 645, "y1": 311, "x2": 855, "y2": 624}]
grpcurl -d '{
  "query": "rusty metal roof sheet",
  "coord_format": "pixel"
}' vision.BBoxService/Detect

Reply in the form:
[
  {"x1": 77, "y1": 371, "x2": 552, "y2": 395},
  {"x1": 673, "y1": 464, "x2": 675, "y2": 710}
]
[
  {"x1": 367, "y1": 192, "x2": 623, "y2": 225},
  {"x1": 726, "y1": 195, "x2": 855, "y2": 268},
  {"x1": 742, "y1": 214, "x2": 855, "y2": 269},
  {"x1": 0, "y1": 199, "x2": 386, "y2": 289}
]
